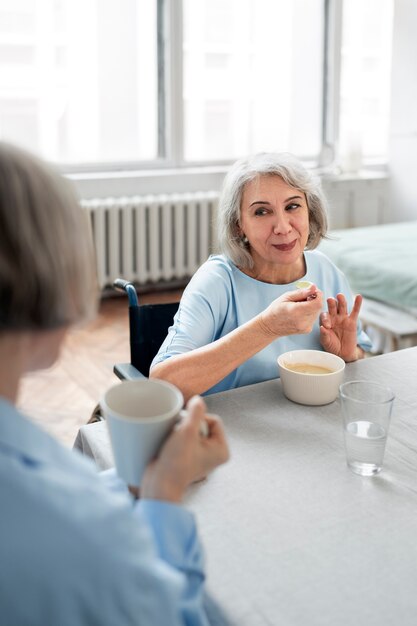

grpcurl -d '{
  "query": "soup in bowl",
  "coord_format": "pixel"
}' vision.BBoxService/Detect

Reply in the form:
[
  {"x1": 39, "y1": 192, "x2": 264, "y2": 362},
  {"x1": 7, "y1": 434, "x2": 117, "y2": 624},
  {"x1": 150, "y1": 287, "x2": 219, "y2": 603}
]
[{"x1": 277, "y1": 349, "x2": 345, "y2": 405}]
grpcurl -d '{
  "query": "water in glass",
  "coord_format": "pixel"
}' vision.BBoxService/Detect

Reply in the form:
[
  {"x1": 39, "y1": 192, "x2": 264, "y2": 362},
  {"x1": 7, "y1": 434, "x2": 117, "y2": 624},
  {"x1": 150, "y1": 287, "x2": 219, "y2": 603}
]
[{"x1": 344, "y1": 420, "x2": 387, "y2": 476}]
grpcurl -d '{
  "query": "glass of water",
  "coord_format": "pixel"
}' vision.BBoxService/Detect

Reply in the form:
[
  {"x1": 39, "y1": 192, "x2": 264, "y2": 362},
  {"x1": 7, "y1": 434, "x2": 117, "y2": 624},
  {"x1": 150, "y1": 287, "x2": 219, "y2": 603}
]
[{"x1": 340, "y1": 380, "x2": 395, "y2": 476}]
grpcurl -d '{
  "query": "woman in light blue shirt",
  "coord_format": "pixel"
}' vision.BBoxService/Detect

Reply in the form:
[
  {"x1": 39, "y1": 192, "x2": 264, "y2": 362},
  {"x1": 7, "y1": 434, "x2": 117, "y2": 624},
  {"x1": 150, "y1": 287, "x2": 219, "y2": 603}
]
[
  {"x1": 151, "y1": 152, "x2": 371, "y2": 400},
  {"x1": 0, "y1": 143, "x2": 229, "y2": 626}
]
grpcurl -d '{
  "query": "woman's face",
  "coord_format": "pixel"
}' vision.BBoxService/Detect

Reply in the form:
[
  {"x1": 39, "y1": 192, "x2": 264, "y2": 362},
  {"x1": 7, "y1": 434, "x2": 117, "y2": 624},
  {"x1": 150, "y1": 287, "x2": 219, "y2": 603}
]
[{"x1": 239, "y1": 174, "x2": 310, "y2": 274}]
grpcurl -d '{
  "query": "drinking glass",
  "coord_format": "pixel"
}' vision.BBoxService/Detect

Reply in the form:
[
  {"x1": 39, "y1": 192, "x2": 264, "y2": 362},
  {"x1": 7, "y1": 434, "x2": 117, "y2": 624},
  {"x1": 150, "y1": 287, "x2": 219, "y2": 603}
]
[{"x1": 340, "y1": 380, "x2": 395, "y2": 476}]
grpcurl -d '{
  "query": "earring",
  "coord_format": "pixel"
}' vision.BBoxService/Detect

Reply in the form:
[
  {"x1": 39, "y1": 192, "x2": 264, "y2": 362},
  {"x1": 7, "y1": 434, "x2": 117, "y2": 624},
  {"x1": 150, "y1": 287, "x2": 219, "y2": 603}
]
[{"x1": 241, "y1": 235, "x2": 249, "y2": 245}]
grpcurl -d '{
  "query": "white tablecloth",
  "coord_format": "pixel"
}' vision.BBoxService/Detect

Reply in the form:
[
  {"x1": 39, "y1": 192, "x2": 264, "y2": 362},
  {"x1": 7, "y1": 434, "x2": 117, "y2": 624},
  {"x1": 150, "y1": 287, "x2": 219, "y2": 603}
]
[{"x1": 74, "y1": 347, "x2": 417, "y2": 625}]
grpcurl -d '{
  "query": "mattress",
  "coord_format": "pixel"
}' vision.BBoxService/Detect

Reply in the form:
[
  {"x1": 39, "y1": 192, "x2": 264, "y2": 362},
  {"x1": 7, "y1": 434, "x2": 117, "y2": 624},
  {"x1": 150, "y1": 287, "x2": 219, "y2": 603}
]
[{"x1": 318, "y1": 221, "x2": 417, "y2": 315}]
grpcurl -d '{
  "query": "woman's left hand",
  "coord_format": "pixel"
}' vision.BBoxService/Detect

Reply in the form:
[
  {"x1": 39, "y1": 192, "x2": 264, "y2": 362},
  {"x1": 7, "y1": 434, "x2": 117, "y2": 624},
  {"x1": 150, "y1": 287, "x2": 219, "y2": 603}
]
[{"x1": 319, "y1": 293, "x2": 363, "y2": 362}]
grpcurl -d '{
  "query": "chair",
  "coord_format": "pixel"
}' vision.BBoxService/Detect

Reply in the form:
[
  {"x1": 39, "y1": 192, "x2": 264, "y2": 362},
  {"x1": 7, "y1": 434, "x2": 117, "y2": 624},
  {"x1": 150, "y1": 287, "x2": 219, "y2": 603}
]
[
  {"x1": 113, "y1": 278, "x2": 180, "y2": 381},
  {"x1": 86, "y1": 279, "x2": 179, "y2": 424}
]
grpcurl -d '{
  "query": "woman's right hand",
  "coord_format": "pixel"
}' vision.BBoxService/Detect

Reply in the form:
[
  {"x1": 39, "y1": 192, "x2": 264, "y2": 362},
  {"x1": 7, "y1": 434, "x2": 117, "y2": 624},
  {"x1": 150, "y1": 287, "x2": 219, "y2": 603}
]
[
  {"x1": 259, "y1": 284, "x2": 323, "y2": 338},
  {"x1": 141, "y1": 396, "x2": 230, "y2": 503}
]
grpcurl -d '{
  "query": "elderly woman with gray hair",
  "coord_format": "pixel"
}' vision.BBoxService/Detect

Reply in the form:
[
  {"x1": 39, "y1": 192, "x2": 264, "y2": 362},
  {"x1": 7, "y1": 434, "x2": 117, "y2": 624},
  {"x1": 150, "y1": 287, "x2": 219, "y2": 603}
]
[
  {"x1": 151, "y1": 152, "x2": 371, "y2": 401},
  {"x1": 0, "y1": 143, "x2": 229, "y2": 625}
]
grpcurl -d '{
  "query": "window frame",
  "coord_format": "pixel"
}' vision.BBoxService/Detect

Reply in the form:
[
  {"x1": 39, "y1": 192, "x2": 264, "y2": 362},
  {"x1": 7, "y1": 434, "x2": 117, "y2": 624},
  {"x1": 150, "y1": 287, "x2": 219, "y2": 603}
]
[{"x1": 67, "y1": 0, "x2": 387, "y2": 201}]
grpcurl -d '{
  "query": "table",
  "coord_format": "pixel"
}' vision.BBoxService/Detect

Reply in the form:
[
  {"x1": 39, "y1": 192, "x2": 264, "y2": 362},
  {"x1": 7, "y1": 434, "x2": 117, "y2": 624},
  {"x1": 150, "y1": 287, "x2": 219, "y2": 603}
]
[{"x1": 74, "y1": 347, "x2": 417, "y2": 625}]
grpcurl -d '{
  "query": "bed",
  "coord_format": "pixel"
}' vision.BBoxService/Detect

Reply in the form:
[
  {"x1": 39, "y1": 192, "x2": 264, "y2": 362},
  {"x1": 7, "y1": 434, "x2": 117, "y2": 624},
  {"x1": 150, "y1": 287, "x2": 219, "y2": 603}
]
[{"x1": 318, "y1": 220, "x2": 417, "y2": 351}]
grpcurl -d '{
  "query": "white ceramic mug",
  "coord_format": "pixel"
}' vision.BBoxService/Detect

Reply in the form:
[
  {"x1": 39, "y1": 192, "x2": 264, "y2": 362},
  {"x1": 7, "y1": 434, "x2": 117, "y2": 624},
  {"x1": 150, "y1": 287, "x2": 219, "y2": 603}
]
[{"x1": 100, "y1": 379, "x2": 184, "y2": 487}]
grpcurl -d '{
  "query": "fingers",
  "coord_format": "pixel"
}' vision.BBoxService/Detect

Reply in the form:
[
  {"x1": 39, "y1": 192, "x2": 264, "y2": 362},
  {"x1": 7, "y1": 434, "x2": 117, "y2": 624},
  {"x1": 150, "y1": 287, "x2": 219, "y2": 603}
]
[
  {"x1": 142, "y1": 395, "x2": 229, "y2": 501},
  {"x1": 287, "y1": 283, "x2": 319, "y2": 302},
  {"x1": 326, "y1": 294, "x2": 350, "y2": 317},
  {"x1": 319, "y1": 311, "x2": 331, "y2": 329},
  {"x1": 326, "y1": 293, "x2": 362, "y2": 321},
  {"x1": 320, "y1": 293, "x2": 365, "y2": 362},
  {"x1": 336, "y1": 293, "x2": 348, "y2": 316},
  {"x1": 203, "y1": 414, "x2": 230, "y2": 461},
  {"x1": 319, "y1": 324, "x2": 332, "y2": 349},
  {"x1": 188, "y1": 400, "x2": 230, "y2": 464},
  {"x1": 350, "y1": 294, "x2": 363, "y2": 320},
  {"x1": 326, "y1": 296, "x2": 338, "y2": 318},
  {"x1": 179, "y1": 396, "x2": 207, "y2": 435},
  {"x1": 181, "y1": 397, "x2": 230, "y2": 464}
]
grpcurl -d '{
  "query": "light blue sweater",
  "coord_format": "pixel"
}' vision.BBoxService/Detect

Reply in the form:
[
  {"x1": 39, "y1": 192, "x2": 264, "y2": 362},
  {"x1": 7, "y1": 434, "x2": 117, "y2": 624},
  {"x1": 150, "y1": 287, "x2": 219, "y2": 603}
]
[
  {"x1": 152, "y1": 251, "x2": 372, "y2": 394},
  {"x1": 0, "y1": 397, "x2": 210, "y2": 625}
]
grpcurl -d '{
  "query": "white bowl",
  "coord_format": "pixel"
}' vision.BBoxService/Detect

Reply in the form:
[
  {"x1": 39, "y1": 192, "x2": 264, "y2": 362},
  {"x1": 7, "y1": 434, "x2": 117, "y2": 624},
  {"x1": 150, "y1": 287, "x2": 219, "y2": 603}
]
[{"x1": 277, "y1": 349, "x2": 345, "y2": 406}]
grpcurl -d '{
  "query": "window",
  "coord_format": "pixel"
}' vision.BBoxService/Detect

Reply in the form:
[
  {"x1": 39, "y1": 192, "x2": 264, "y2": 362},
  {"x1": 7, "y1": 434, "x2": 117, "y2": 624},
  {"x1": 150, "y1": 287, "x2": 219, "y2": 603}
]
[
  {"x1": 0, "y1": 0, "x2": 394, "y2": 171},
  {"x1": 182, "y1": 0, "x2": 324, "y2": 162},
  {"x1": 338, "y1": 0, "x2": 394, "y2": 165},
  {"x1": 0, "y1": 0, "x2": 158, "y2": 166}
]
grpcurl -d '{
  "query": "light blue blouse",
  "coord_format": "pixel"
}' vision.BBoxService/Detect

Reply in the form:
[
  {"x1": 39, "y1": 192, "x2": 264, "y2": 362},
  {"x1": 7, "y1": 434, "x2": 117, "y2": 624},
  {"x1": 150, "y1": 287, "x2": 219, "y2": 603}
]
[
  {"x1": 152, "y1": 251, "x2": 372, "y2": 395},
  {"x1": 0, "y1": 398, "x2": 211, "y2": 626}
]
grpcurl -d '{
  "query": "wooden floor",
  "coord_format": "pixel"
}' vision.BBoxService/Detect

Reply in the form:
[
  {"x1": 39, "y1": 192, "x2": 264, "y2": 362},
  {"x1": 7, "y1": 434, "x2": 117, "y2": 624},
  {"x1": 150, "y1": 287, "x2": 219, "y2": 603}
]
[{"x1": 17, "y1": 289, "x2": 183, "y2": 448}]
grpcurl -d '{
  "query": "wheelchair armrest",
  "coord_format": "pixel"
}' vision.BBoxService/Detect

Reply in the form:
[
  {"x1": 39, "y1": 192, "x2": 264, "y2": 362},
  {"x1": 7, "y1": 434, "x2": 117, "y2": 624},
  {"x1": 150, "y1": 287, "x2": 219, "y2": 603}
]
[{"x1": 113, "y1": 363, "x2": 146, "y2": 381}]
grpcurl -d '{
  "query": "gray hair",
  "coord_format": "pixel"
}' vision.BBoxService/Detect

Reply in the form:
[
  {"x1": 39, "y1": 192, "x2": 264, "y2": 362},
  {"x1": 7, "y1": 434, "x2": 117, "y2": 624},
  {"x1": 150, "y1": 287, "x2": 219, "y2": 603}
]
[
  {"x1": 217, "y1": 152, "x2": 328, "y2": 268},
  {"x1": 0, "y1": 143, "x2": 97, "y2": 331}
]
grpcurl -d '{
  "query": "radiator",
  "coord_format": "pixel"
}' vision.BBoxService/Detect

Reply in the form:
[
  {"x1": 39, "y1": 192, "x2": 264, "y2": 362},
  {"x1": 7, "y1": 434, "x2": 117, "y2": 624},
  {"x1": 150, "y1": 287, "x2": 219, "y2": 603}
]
[{"x1": 82, "y1": 191, "x2": 219, "y2": 290}]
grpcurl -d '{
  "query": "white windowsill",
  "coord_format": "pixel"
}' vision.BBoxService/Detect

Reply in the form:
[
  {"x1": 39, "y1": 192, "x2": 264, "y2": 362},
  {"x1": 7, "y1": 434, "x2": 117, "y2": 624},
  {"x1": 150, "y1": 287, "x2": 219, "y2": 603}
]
[{"x1": 68, "y1": 162, "x2": 389, "y2": 201}]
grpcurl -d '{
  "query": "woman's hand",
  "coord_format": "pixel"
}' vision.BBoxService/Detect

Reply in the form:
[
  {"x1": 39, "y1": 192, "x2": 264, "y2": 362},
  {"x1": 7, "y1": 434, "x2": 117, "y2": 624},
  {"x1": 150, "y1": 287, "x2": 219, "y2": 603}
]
[
  {"x1": 259, "y1": 284, "x2": 323, "y2": 338},
  {"x1": 141, "y1": 396, "x2": 229, "y2": 503},
  {"x1": 319, "y1": 293, "x2": 364, "y2": 362}
]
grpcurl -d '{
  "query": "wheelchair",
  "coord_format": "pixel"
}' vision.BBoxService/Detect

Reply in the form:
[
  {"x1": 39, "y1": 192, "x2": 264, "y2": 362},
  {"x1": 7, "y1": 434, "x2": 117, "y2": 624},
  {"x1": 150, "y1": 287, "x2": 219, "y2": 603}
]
[
  {"x1": 112, "y1": 278, "x2": 179, "y2": 380},
  {"x1": 88, "y1": 279, "x2": 179, "y2": 423}
]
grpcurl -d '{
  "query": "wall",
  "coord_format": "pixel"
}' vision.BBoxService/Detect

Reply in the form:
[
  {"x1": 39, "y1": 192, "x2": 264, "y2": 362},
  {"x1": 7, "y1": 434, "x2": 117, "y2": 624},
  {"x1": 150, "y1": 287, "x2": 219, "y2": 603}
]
[{"x1": 388, "y1": 0, "x2": 417, "y2": 221}]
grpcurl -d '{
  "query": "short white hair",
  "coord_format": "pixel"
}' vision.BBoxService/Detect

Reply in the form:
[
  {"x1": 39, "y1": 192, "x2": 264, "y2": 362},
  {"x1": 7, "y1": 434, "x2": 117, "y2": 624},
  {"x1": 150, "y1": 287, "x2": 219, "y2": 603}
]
[
  {"x1": 217, "y1": 152, "x2": 328, "y2": 269},
  {"x1": 0, "y1": 143, "x2": 98, "y2": 330}
]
